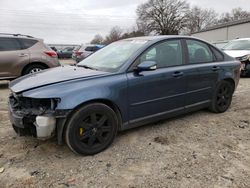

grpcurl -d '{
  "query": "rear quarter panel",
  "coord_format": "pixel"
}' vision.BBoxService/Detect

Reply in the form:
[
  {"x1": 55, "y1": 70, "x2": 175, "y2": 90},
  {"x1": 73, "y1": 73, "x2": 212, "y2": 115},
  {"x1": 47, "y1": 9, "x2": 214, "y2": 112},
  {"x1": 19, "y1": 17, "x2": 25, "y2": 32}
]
[
  {"x1": 218, "y1": 60, "x2": 241, "y2": 89},
  {"x1": 29, "y1": 42, "x2": 59, "y2": 68}
]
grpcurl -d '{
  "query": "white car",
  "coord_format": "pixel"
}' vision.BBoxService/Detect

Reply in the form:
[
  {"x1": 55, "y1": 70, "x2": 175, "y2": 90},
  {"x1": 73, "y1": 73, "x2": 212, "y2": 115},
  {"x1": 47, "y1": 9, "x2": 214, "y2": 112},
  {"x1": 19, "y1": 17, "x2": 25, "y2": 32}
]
[{"x1": 223, "y1": 38, "x2": 250, "y2": 77}]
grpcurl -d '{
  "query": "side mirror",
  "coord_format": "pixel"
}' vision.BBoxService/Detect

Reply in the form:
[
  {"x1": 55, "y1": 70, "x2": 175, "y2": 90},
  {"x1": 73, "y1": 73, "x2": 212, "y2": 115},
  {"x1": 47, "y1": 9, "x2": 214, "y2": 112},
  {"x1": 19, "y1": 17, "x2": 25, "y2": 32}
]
[{"x1": 135, "y1": 61, "x2": 157, "y2": 72}]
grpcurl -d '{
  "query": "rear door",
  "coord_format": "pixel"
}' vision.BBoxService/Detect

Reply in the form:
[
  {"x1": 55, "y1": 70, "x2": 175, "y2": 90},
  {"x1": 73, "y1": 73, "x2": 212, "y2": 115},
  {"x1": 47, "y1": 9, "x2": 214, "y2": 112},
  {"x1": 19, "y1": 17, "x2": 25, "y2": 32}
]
[
  {"x1": 127, "y1": 39, "x2": 187, "y2": 122},
  {"x1": 184, "y1": 39, "x2": 222, "y2": 106},
  {"x1": 0, "y1": 37, "x2": 29, "y2": 78}
]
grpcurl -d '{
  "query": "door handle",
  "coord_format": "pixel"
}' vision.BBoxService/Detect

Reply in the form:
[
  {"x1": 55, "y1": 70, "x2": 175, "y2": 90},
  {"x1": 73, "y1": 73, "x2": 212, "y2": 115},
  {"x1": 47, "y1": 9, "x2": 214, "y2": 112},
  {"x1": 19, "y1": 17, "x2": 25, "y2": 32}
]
[
  {"x1": 172, "y1": 71, "x2": 184, "y2": 78},
  {"x1": 19, "y1": 53, "x2": 28, "y2": 57},
  {"x1": 211, "y1": 66, "x2": 220, "y2": 71}
]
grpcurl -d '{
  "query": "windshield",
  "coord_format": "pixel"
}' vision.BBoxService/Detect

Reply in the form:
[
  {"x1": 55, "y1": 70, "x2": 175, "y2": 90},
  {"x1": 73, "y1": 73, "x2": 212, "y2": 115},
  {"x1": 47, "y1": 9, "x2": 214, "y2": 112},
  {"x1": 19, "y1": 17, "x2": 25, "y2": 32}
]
[
  {"x1": 77, "y1": 40, "x2": 147, "y2": 72},
  {"x1": 223, "y1": 40, "x2": 250, "y2": 50}
]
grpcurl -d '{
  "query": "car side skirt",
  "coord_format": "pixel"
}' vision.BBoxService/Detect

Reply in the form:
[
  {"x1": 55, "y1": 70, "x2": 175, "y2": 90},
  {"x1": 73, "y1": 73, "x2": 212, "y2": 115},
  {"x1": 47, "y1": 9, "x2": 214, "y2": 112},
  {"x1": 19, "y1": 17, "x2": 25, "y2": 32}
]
[{"x1": 121, "y1": 100, "x2": 211, "y2": 131}]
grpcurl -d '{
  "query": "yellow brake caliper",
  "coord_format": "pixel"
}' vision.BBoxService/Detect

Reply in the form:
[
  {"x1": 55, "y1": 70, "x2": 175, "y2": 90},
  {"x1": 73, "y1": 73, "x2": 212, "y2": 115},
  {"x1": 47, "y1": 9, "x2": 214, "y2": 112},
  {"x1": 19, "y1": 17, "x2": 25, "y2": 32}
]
[{"x1": 79, "y1": 128, "x2": 84, "y2": 136}]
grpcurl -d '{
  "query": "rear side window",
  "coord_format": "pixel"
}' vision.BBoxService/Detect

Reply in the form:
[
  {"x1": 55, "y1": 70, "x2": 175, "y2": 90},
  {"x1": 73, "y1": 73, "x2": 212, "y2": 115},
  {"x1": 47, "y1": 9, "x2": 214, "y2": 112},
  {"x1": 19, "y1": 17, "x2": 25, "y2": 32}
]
[
  {"x1": 93, "y1": 46, "x2": 100, "y2": 52},
  {"x1": 211, "y1": 47, "x2": 224, "y2": 61},
  {"x1": 19, "y1": 39, "x2": 38, "y2": 49},
  {"x1": 85, "y1": 46, "x2": 94, "y2": 52},
  {"x1": 186, "y1": 40, "x2": 213, "y2": 64},
  {"x1": 0, "y1": 37, "x2": 22, "y2": 51}
]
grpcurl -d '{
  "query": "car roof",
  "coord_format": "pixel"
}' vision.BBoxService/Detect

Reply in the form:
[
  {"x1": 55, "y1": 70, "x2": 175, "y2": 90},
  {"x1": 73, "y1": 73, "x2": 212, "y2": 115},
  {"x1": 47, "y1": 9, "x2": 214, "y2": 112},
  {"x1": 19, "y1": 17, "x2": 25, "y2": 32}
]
[
  {"x1": 0, "y1": 33, "x2": 41, "y2": 40},
  {"x1": 122, "y1": 35, "x2": 199, "y2": 42}
]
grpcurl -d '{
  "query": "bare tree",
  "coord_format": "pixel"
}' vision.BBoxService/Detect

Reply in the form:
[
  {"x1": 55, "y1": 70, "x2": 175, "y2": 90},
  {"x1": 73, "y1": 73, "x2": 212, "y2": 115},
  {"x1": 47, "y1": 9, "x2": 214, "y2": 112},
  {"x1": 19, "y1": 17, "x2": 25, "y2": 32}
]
[
  {"x1": 103, "y1": 26, "x2": 123, "y2": 44},
  {"x1": 89, "y1": 25, "x2": 146, "y2": 45},
  {"x1": 218, "y1": 8, "x2": 250, "y2": 24},
  {"x1": 120, "y1": 26, "x2": 146, "y2": 39},
  {"x1": 136, "y1": 0, "x2": 190, "y2": 35},
  {"x1": 185, "y1": 6, "x2": 218, "y2": 34},
  {"x1": 90, "y1": 34, "x2": 104, "y2": 44}
]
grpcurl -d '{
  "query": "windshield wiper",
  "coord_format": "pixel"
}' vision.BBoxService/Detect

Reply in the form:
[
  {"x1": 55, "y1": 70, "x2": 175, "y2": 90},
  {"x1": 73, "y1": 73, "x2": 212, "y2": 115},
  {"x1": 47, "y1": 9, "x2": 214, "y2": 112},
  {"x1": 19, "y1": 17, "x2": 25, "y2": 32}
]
[{"x1": 77, "y1": 65, "x2": 98, "y2": 71}]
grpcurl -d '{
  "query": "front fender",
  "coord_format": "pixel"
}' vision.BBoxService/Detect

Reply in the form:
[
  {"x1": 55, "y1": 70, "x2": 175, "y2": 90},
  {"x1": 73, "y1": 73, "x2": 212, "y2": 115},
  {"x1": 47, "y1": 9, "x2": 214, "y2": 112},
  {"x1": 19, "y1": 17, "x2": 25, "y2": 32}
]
[{"x1": 22, "y1": 73, "x2": 129, "y2": 122}]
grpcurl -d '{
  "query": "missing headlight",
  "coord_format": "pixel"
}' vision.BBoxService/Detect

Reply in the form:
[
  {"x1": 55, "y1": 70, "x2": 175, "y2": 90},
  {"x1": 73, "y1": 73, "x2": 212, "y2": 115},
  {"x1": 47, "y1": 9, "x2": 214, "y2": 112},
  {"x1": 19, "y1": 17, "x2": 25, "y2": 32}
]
[{"x1": 9, "y1": 94, "x2": 60, "y2": 115}]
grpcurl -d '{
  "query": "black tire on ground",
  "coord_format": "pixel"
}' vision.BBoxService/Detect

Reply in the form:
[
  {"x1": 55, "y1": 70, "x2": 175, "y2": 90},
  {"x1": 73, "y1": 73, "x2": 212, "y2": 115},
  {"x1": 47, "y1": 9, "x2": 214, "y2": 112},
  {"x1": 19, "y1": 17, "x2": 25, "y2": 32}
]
[
  {"x1": 65, "y1": 103, "x2": 119, "y2": 155},
  {"x1": 209, "y1": 80, "x2": 234, "y2": 113},
  {"x1": 12, "y1": 124, "x2": 30, "y2": 136},
  {"x1": 22, "y1": 64, "x2": 47, "y2": 75}
]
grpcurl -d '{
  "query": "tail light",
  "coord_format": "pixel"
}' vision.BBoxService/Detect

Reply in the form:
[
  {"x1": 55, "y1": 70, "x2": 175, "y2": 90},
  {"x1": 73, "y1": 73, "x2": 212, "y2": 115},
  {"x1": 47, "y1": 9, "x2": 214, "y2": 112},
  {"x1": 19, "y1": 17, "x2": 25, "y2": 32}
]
[
  {"x1": 44, "y1": 51, "x2": 57, "y2": 58},
  {"x1": 75, "y1": 51, "x2": 83, "y2": 56}
]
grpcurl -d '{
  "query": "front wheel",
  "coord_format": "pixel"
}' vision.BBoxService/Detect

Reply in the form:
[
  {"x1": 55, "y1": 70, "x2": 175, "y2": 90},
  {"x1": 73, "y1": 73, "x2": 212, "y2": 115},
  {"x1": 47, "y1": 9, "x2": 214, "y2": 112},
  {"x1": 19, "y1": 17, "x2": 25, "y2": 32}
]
[
  {"x1": 65, "y1": 103, "x2": 118, "y2": 155},
  {"x1": 209, "y1": 81, "x2": 234, "y2": 113}
]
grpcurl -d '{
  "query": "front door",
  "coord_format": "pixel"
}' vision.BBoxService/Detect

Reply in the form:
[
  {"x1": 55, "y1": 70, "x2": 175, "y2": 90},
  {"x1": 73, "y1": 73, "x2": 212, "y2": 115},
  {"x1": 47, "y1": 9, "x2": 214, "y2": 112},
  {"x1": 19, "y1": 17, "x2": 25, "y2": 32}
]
[{"x1": 127, "y1": 39, "x2": 187, "y2": 122}]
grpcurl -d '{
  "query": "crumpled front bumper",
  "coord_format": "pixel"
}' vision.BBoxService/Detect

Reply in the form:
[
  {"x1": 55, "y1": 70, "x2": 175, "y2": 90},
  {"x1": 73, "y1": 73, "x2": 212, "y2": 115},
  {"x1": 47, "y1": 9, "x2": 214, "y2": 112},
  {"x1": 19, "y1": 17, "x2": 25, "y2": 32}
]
[
  {"x1": 240, "y1": 61, "x2": 250, "y2": 76},
  {"x1": 8, "y1": 103, "x2": 71, "y2": 144}
]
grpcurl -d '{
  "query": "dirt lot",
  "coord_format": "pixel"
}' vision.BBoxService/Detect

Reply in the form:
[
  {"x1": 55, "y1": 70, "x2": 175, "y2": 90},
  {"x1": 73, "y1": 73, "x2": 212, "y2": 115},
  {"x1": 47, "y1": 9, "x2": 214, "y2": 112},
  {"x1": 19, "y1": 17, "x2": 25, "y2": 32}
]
[{"x1": 0, "y1": 78, "x2": 250, "y2": 188}]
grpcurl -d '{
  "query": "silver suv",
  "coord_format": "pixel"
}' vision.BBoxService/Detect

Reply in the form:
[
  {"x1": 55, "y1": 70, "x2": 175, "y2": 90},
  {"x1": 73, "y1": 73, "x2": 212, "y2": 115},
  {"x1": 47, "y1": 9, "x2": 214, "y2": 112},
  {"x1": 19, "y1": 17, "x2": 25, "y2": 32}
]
[
  {"x1": 0, "y1": 33, "x2": 60, "y2": 80},
  {"x1": 72, "y1": 44, "x2": 104, "y2": 63}
]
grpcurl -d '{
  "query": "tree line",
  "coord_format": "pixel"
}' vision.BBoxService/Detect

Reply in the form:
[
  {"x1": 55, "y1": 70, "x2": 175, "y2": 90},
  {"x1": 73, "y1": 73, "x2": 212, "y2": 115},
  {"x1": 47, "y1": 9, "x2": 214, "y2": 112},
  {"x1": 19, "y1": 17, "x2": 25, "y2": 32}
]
[{"x1": 90, "y1": 0, "x2": 250, "y2": 45}]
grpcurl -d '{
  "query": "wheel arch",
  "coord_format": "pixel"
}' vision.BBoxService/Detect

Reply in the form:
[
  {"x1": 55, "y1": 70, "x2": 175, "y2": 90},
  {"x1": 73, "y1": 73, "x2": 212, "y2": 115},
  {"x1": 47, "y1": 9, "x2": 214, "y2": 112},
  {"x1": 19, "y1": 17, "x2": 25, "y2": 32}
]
[
  {"x1": 223, "y1": 77, "x2": 236, "y2": 93},
  {"x1": 65, "y1": 99, "x2": 123, "y2": 130},
  {"x1": 21, "y1": 62, "x2": 49, "y2": 75}
]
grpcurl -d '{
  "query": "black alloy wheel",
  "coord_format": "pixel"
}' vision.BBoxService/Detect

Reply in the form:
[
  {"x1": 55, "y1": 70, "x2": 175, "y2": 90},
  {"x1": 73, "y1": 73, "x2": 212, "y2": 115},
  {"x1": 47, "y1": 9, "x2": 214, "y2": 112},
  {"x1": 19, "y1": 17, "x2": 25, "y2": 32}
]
[
  {"x1": 65, "y1": 103, "x2": 118, "y2": 155},
  {"x1": 210, "y1": 81, "x2": 233, "y2": 113}
]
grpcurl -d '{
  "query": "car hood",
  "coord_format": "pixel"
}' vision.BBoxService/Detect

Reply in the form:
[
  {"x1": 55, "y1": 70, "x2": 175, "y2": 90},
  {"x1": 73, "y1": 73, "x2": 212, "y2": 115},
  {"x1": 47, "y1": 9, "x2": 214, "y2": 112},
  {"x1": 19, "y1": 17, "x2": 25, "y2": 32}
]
[
  {"x1": 223, "y1": 50, "x2": 250, "y2": 58},
  {"x1": 10, "y1": 65, "x2": 108, "y2": 93}
]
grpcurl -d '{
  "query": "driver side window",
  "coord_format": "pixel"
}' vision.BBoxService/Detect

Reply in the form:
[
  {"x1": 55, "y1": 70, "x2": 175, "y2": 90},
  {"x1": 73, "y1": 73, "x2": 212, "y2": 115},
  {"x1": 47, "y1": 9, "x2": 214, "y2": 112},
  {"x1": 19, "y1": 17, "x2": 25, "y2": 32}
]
[{"x1": 138, "y1": 40, "x2": 183, "y2": 68}]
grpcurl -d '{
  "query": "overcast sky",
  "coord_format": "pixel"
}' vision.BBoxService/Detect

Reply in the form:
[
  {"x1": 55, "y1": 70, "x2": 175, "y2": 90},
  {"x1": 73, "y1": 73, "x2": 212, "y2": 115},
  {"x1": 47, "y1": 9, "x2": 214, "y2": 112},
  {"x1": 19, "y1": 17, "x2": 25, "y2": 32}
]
[{"x1": 0, "y1": 0, "x2": 249, "y2": 44}]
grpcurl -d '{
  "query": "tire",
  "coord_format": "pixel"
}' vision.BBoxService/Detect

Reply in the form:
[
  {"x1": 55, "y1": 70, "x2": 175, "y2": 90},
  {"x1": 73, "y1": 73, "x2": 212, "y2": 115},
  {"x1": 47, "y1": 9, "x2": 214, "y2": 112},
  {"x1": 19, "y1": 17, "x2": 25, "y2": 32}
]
[
  {"x1": 12, "y1": 124, "x2": 34, "y2": 136},
  {"x1": 23, "y1": 64, "x2": 47, "y2": 75},
  {"x1": 65, "y1": 103, "x2": 118, "y2": 155},
  {"x1": 12, "y1": 124, "x2": 26, "y2": 136},
  {"x1": 209, "y1": 81, "x2": 234, "y2": 113}
]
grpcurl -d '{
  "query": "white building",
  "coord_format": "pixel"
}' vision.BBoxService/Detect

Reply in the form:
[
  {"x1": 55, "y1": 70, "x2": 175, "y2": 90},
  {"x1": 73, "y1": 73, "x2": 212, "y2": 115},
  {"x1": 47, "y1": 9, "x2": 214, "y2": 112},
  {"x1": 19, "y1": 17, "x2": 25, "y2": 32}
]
[{"x1": 192, "y1": 18, "x2": 250, "y2": 43}]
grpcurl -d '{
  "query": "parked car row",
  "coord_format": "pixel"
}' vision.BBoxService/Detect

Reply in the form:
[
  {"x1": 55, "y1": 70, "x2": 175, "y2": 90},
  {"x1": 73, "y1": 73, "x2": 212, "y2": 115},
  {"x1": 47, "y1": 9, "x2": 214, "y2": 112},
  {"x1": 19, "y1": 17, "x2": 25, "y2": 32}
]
[
  {"x1": 49, "y1": 44, "x2": 104, "y2": 61},
  {"x1": 57, "y1": 47, "x2": 75, "y2": 59},
  {"x1": 50, "y1": 46, "x2": 75, "y2": 59},
  {"x1": 72, "y1": 44, "x2": 105, "y2": 62}
]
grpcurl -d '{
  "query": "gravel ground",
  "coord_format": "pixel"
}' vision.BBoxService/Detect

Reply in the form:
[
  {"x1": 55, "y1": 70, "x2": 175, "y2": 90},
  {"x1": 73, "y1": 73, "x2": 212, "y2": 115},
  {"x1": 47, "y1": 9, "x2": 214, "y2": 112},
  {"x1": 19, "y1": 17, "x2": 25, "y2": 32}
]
[
  {"x1": 0, "y1": 78, "x2": 250, "y2": 188},
  {"x1": 60, "y1": 59, "x2": 76, "y2": 66}
]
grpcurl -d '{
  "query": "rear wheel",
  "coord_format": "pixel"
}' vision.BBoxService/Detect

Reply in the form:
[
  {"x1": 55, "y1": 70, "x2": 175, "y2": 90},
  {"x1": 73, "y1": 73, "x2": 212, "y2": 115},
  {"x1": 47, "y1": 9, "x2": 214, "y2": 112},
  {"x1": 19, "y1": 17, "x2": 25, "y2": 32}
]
[
  {"x1": 23, "y1": 64, "x2": 47, "y2": 75},
  {"x1": 65, "y1": 103, "x2": 118, "y2": 155},
  {"x1": 209, "y1": 81, "x2": 234, "y2": 113}
]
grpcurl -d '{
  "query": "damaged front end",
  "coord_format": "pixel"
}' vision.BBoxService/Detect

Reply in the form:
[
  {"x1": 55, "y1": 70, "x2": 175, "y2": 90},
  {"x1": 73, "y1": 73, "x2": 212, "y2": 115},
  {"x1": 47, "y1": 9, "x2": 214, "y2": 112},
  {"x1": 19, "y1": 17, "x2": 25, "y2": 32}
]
[
  {"x1": 236, "y1": 55, "x2": 250, "y2": 77},
  {"x1": 8, "y1": 93, "x2": 69, "y2": 142}
]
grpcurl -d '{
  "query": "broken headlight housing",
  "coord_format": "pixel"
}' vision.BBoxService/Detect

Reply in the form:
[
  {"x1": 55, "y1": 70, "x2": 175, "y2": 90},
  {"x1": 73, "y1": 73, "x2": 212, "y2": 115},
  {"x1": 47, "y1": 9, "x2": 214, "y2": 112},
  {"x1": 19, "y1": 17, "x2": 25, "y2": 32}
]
[
  {"x1": 9, "y1": 93, "x2": 60, "y2": 115},
  {"x1": 237, "y1": 55, "x2": 250, "y2": 62}
]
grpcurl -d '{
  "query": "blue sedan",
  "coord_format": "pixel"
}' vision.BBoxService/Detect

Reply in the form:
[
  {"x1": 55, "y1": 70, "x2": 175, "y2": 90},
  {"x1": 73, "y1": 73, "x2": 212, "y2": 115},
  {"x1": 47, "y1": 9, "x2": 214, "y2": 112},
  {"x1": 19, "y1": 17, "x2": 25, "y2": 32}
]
[{"x1": 9, "y1": 36, "x2": 241, "y2": 155}]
